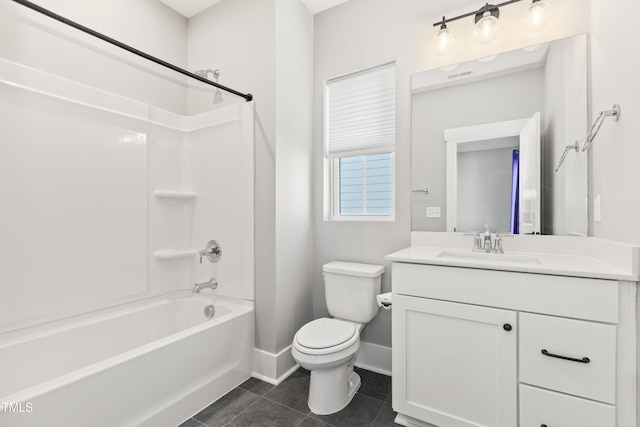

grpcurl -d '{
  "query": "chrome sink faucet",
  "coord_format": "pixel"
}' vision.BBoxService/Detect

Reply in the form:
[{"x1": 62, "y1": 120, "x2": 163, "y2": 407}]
[
  {"x1": 466, "y1": 225, "x2": 511, "y2": 254},
  {"x1": 493, "y1": 233, "x2": 506, "y2": 254},
  {"x1": 193, "y1": 277, "x2": 218, "y2": 293},
  {"x1": 482, "y1": 225, "x2": 493, "y2": 253}
]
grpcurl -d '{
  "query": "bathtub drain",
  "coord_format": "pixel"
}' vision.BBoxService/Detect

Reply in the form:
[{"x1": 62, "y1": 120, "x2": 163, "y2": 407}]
[{"x1": 204, "y1": 305, "x2": 215, "y2": 318}]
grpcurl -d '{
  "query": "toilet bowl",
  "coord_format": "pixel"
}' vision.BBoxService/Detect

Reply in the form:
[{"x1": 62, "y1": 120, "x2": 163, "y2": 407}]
[
  {"x1": 291, "y1": 262, "x2": 384, "y2": 415},
  {"x1": 292, "y1": 318, "x2": 362, "y2": 415}
]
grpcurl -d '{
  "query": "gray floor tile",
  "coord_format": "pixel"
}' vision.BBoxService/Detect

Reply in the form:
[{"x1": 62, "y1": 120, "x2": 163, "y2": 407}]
[
  {"x1": 310, "y1": 393, "x2": 385, "y2": 427},
  {"x1": 372, "y1": 403, "x2": 401, "y2": 426},
  {"x1": 239, "y1": 377, "x2": 275, "y2": 396},
  {"x1": 263, "y1": 372, "x2": 311, "y2": 414},
  {"x1": 355, "y1": 367, "x2": 392, "y2": 401},
  {"x1": 193, "y1": 387, "x2": 260, "y2": 427},
  {"x1": 296, "y1": 367, "x2": 311, "y2": 376},
  {"x1": 226, "y1": 397, "x2": 305, "y2": 427},
  {"x1": 298, "y1": 416, "x2": 332, "y2": 426},
  {"x1": 184, "y1": 367, "x2": 393, "y2": 427}
]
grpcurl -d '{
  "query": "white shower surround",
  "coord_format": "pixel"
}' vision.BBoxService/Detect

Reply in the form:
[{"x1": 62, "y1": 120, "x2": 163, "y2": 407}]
[
  {"x1": 0, "y1": 58, "x2": 255, "y2": 423},
  {"x1": 0, "y1": 58, "x2": 254, "y2": 331}
]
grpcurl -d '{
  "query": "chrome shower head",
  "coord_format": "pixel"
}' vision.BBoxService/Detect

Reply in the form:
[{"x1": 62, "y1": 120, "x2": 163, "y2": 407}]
[{"x1": 193, "y1": 69, "x2": 224, "y2": 104}]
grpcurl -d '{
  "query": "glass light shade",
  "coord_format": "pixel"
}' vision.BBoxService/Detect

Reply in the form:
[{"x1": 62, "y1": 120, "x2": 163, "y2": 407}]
[
  {"x1": 474, "y1": 14, "x2": 499, "y2": 44},
  {"x1": 432, "y1": 27, "x2": 454, "y2": 54},
  {"x1": 524, "y1": 0, "x2": 552, "y2": 32}
]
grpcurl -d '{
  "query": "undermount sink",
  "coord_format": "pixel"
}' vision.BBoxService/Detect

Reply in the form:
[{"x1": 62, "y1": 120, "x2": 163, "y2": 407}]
[{"x1": 436, "y1": 251, "x2": 542, "y2": 265}]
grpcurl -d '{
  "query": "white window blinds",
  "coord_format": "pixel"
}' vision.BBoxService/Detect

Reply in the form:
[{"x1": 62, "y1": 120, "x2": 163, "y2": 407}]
[{"x1": 325, "y1": 62, "x2": 396, "y2": 159}]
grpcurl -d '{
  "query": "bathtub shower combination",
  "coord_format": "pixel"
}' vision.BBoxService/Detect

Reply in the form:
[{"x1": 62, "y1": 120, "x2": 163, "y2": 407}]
[{"x1": 0, "y1": 56, "x2": 255, "y2": 426}]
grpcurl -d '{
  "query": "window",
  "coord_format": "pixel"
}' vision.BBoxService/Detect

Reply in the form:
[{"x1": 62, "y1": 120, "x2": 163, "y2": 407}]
[
  {"x1": 325, "y1": 62, "x2": 396, "y2": 220},
  {"x1": 337, "y1": 153, "x2": 393, "y2": 215}
]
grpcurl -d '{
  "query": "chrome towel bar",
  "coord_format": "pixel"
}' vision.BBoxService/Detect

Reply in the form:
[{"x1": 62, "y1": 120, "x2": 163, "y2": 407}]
[
  {"x1": 555, "y1": 104, "x2": 621, "y2": 173},
  {"x1": 581, "y1": 104, "x2": 621, "y2": 152}
]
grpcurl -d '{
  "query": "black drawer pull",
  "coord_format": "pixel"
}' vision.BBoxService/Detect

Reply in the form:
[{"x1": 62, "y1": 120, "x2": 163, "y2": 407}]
[
  {"x1": 541, "y1": 349, "x2": 590, "y2": 364},
  {"x1": 541, "y1": 425, "x2": 548, "y2": 427}
]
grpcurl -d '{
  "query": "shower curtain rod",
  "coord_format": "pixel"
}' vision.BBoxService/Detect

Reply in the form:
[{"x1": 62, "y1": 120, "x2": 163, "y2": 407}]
[{"x1": 11, "y1": 0, "x2": 253, "y2": 102}]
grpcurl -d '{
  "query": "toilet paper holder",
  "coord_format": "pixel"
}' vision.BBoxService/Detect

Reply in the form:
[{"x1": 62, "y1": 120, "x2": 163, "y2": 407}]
[{"x1": 377, "y1": 292, "x2": 392, "y2": 310}]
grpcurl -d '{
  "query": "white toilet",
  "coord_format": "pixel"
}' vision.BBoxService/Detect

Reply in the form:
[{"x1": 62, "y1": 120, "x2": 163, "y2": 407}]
[{"x1": 291, "y1": 261, "x2": 384, "y2": 415}]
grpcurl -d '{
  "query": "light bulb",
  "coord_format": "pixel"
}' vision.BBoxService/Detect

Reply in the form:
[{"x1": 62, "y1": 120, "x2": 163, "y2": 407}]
[
  {"x1": 432, "y1": 26, "x2": 454, "y2": 54},
  {"x1": 524, "y1": 0, "x2": 552, "y2": 32},
  {"x1": 474, "y1": 13, "x2": 499, "y2": 44}
]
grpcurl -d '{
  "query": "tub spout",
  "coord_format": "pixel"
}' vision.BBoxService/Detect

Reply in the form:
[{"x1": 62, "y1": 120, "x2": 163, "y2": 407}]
[{"x1": 193, "y1": 277, "x2": 218, "y2": 293}]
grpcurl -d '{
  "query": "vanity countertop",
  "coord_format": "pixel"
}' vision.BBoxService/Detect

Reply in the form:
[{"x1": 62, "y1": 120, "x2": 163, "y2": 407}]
[{"x1": 386, "y1": 232, "x2": 639, "y2": 281}]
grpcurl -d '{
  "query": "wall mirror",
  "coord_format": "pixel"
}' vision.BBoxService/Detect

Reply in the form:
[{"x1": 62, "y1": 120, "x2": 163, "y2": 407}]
[{"x1": 411, "y1": 34, "x2": 588, "y2": 236}]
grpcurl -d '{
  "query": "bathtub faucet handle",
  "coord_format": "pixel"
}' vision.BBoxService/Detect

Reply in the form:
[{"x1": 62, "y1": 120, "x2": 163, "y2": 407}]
[{"x1": 199, "y1": 240, "x2": 222, "y2": 264}]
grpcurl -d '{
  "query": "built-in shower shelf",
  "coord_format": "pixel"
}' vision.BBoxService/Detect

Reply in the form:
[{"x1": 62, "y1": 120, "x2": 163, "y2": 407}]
[
  {"x1": 153, "y1": 190, "x2": 197, "y2": 200},
  {"x1": 154, "y1": 249, "x2": 198, "y2": 260}
]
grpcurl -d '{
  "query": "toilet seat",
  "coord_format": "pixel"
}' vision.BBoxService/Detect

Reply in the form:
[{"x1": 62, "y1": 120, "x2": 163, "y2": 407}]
[{"x1": 294, "y1": 318, "x2": 359, "y2": 356}]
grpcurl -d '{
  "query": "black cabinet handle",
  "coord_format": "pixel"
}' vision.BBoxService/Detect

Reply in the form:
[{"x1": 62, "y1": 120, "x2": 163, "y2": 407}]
[
  {"x1": 503, "y1": 323, "x2": 512, "y2": 331},
  {"x1": 541, "y1": 349, "x2": 590, "y2": 364},
  {"x1": 541, "y1": 424, "x2": 548, "y2": 427}
]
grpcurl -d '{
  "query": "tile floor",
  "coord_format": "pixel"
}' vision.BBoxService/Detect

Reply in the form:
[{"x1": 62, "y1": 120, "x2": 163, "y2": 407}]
[{"x1": 179, "y1": 367, "x2": 400, "y2": 427}]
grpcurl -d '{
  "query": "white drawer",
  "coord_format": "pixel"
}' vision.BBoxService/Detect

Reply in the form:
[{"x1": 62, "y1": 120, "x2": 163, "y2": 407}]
[
  {"x1": 520, "y1": 313, "x2": 616, "y2": 404},
  {"x1": 520, "y1": 384, "x2": 615, "y2": 427}
]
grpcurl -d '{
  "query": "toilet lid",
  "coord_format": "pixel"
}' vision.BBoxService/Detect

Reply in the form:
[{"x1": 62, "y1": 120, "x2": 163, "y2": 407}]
[{"x1": 296, "y1": 318, "x2": 357, "y2": 349}]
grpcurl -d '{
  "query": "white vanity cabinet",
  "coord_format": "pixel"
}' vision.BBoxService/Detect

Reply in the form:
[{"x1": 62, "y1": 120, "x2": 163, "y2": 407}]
[{"x1": 391, "y1": 262, "x2": 636, "y2": 427}]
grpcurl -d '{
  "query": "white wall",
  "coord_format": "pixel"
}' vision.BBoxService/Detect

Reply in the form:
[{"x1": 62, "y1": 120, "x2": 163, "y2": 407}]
[
  {"x1": 0, "y1": 0, "x2": 188, "y2": 113},
  {"x1": 590, "y1": 0, "x2": 640, "y2": 244},
  {"x1": 314, "y1": 0, "x2": 589, "y2": 349},
  {"x1": 188, "y1": 0, "x2": 314, "y2": 378},
  {"x1": 275, "y1": 0, "x2": 315, "y2": 355},
  {"x1": 188, "y1": 0, "x2": 278, "y2": 356}
]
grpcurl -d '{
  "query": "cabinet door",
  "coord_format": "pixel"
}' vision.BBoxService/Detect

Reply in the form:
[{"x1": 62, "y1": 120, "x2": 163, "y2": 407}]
[{"x1": 392, "y1": 295, "x2": 517, "y2": 427}]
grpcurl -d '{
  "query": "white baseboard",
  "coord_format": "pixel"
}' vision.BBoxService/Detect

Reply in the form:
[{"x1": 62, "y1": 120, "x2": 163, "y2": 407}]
[
  {"x1": 253, "y1": 341, "x2": 391, "y2": 385},
  {"x1": 252, "y1": 345, "x2": 298, "y2": 385},
  {"x1": 355, "y1": 341, "x2": 392, "y2": 376}
]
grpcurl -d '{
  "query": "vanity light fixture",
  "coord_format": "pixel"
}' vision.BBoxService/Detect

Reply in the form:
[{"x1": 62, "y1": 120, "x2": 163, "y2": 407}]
[
  {"x1": 432, "y1": 17, "x2": 455, "y2": 54},
  {"x1": 523, "y1": 0, "x2": 552, "y2": 32},
  {"x1": 431, "y1": 0, "x2": 553, "y2": 54}
]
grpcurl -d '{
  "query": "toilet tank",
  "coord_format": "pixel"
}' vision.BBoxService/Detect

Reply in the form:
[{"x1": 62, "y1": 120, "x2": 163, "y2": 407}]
[{"x1": 323, "y1": 261, "x2": 385, "y2": 323}]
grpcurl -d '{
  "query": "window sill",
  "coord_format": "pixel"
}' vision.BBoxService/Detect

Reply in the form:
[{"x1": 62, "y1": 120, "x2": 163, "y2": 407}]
[{"x1": 327, "y1": 215, "x2": 395, "y2": 223}]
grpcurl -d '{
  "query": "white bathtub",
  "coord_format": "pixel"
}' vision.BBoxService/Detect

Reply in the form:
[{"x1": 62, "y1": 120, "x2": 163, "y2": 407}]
[{"x1": 0, "y1": 292, "x2": 254, "y2": 426}]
